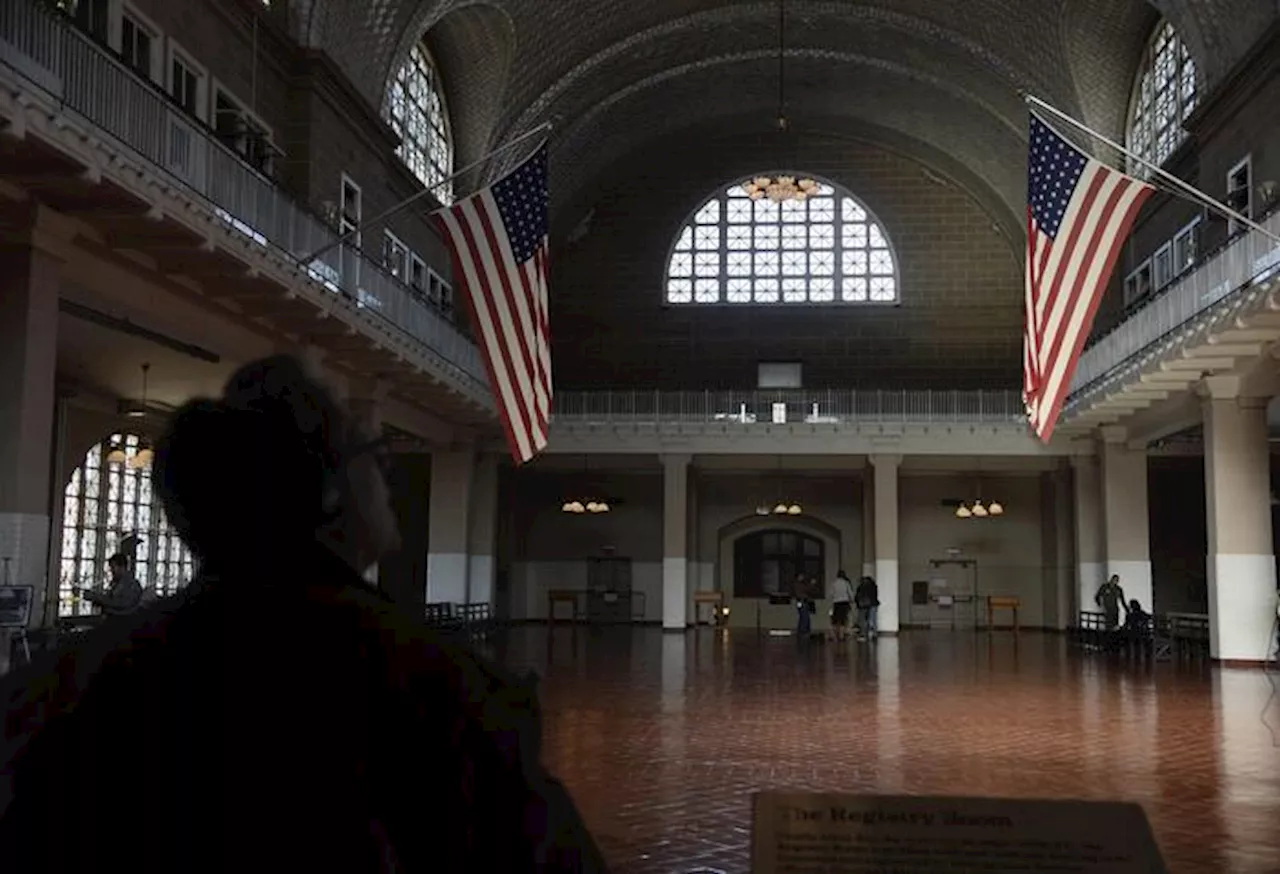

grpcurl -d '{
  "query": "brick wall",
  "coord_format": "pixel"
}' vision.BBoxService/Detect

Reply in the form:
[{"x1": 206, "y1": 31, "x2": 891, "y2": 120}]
[
  {"x1": 118, "y1": 0, "x2": 457, "y2": 291},
  {"x1": 550, "y1": 132, "x2": 1023, "y2": 390}
]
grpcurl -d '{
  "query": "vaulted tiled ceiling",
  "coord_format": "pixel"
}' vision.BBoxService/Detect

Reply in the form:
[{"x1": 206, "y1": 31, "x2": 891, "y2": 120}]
[{"x1": 291, "y1": 0, "x2": 1277, "y2": 226}]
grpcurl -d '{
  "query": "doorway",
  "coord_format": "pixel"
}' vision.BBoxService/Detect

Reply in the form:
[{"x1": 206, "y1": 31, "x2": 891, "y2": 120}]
[{"x1": 926, "y1": 559, "x2": 980, "y2": 630}]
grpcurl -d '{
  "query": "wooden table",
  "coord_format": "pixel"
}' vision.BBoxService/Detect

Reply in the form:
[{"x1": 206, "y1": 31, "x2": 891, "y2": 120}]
[
  {"x1": 547, "y1": 589, "x2": 582, "y2": 625},
  {"x1": 693, "y1": 590, "x2": 726, "y2": 625},
  {"x1": 987, "y1": 595, "x2": 1021, "y2": 632}
]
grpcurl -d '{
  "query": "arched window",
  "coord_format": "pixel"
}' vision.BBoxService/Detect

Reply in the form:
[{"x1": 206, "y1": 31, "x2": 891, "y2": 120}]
[
  {"x1": 733, "y1": 529, "x2": 825, "y2": 599},
  {"x1": 1127, "y1": 21, "x2": 1198, "y2": 174},
  {"x1": 665, "y1": 177, "x2": 898, "y2": 305},
  {"x1": 385, "y1": 44, "x2": 454, "y2": 204},
  {"x1": 58, "y1": 433, "x2": 193, "y2": 616}
]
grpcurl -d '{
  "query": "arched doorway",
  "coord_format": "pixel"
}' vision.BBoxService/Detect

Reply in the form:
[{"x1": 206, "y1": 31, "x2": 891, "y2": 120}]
[{"x1": 58, "y1": 433, "x2": 193, "y2": 616}]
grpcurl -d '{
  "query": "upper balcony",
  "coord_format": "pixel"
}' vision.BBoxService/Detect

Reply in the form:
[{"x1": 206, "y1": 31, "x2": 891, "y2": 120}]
[
  {"x1": 0, "y1": 0, "x2": 492, "y2": 423},
  {"x1": 1064, "y1": 207, "x2": 1280, "y2": 427},
  {"x1": 544, "y1": 389, "x2": 1071, "y2": 456}
]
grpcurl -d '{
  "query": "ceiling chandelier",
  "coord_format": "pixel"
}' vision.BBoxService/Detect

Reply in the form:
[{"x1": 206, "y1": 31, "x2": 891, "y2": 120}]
[
  {"x1": 742, "y1": 174, "x2": 819, "y2": 204},
  {"x1": 106, "y1": 363, "x2": 155, "y2": 469},
  {"x1": 756, "y1": 501, "x2": 803, "y2": 516},
  {"x1": 955, "y1": 499, "x2": 1004, "y2": 519},
  {"x1": 562, "y1": 499, "x2": 611, "y2": 514}
]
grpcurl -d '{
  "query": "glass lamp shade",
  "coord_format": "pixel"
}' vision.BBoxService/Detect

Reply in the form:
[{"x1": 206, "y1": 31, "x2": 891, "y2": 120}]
[
  {"x1": 772, "y1": 502, "x2": 790, "y2": 515},
  {"x1": 106, "y1": 444, "x2": 128, "y2": 465},
  {"x1": 130, "y1": 446, "x2": 154, "y2": 469},
  {"x1": 587, "y1": 501, "x2": 610, "y2": 514},
  {"x1": 988, "y1": 501, "x2": 1004, "y2": 516},
  {"x1": 755, "y1": 505, "x2": 771, "y2": 516},
  {"x1": 562, "y1": 500, "x2": 586, "y2": 514},
  {"x1": 955, "y1": 505, "x2": 973, "y2": 519},
  {"x1": 971, "y1": 502, "x2": 989, "y2": 518},
  {"x1": 786, "y1": 503, "x2": 803, "y2": 515}
]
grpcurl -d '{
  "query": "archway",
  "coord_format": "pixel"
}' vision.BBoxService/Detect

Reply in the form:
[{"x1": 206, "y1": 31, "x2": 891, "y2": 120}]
[{"x1": 57, "y1": 432, "x2": 193, "y2": 617}]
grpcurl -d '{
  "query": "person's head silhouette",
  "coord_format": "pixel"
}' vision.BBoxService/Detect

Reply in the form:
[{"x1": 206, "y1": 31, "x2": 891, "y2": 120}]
[{"x1": 154, "y1": 355, "x2": 399, "y2": 574}]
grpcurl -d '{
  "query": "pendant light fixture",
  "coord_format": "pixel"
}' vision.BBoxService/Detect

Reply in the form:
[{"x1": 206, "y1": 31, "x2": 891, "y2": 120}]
[
  {"x1": 129, "y1": 364, "x2": 154, "y2": 469},
  {"x1": 953, "y1": 460, "x2": 1004, "y2": 519},
  {"x1": 560, "y1": 456, "x2": 611, "y2": 514},
  {"x1": 739, "y1": 0, "x2": 817, "y2": 204}
]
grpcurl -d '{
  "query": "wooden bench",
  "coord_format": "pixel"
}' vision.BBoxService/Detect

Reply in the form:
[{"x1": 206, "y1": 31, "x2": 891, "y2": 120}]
[{"x1": 986, "y1": 596, "x2": 1021, "y2": 632}]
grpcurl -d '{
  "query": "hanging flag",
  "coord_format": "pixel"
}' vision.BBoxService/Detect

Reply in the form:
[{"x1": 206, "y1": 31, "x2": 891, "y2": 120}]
[
  {"x1": 437, "y1": 144, "x2": 552, "y2": 464},
  {"x1": 1024, "y1": 113, "x2": 1154, "y2": 442}
]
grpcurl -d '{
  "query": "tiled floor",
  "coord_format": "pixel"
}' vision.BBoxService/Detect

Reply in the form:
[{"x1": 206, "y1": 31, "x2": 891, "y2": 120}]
[{"x1": 490, "y1": 626, "x2": 1280, "y2": 873}]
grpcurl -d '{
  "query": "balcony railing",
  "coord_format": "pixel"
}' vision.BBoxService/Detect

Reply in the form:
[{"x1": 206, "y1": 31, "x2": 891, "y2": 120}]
[
  {"x1": 552, "y1": 390, "x2": 1026, "y2": 425},
  {"x1": 1067, "y1": 209, "x2": 1280, "y2": 406},
  {"x1": 0, "y1": 0, "x2": 488, "y2": 393}
]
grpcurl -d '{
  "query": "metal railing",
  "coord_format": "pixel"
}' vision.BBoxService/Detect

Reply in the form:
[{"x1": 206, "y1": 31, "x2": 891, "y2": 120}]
[
  {"x1": 552, "y1": 389, "x2": 1026, "y2": 424},
  {"x1": 1068, "y1": 209, "x2": 1280, "y2": 405},
  {"x1": 0, "y1": 0, "x2": 488, "y2": 394}
]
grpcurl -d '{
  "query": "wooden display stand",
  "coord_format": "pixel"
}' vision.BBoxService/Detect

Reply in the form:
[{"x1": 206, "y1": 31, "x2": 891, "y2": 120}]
[
  {"x1": 546, "y1": 589, "x2": 581, "y2": 625},
  {"x1": 987, "y1": 595, "x2": 1021, "y2": 631}
]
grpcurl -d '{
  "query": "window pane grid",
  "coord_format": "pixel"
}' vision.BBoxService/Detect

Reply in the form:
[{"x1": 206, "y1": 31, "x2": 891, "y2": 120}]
[
  {"x1": 385, "y1": 45, "x2": 454, "y2": 204},
  {"x1": 667, "y1": 178, "x2": 897, "y2": 304},
  {"x1": 58, "y1": 434, "x2": 194, "y2": 617},
  {"x1": 1127, "y1": 21, "x2": 1197, "y2": 175}
]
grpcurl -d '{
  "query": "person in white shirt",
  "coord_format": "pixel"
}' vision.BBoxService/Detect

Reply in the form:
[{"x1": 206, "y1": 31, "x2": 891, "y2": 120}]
[{"x1": 829, "y1": 570, "x2": 856, "y2": 641}]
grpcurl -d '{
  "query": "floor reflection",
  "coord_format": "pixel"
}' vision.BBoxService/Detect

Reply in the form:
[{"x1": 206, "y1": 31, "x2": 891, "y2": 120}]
[{"x1": 495, "y1": 626, "x2": 1279, "y2": 874}]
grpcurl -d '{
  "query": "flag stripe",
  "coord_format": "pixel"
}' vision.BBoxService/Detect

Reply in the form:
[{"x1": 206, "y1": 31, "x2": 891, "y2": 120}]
[
  {"x1": 470, "y1": 195, "x2": 545, "y2": 430},
  {"x1": 439, "y1": 206, "x2": 536, "y2": 462},
  {"x1": 1034, "y1": 186, "x2": 1151, "y2": 440},
  {"x1": 1023, "y1": 112, "x2": 1154, "y2": 443},
  {"x1": 437, "y1": 144, "x2": 552, "y2": 465}
]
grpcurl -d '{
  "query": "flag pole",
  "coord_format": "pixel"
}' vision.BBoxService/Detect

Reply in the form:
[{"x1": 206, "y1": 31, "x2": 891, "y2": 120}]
[
  {"x1": 298, "y1": 120, "x2": 554, "y2": 267},
  {"x1": 1024, "y1": 94, "x2": 1280, "y2": 246}
]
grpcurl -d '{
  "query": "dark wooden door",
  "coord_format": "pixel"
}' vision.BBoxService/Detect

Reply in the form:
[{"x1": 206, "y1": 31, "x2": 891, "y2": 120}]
[{"x1": 587, "y1": 557, "x2": 632, "y2": 622}]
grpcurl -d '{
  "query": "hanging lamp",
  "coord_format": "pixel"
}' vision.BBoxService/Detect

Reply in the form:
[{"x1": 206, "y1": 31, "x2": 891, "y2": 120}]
[{"x1": 128, "y1": 364, "x2": 154, "y2": 469}]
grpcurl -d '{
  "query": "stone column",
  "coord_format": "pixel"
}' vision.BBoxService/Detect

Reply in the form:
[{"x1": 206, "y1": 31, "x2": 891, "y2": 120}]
[
  {"x1": 1099, "y1": 428, "x2": 1153, "y2": 610},
  {"x1": 0, "y1": 237, "x2": 60, "y2": 660},
  {"x1": 427, "y1": 447, "x2": 475, "y2": 604},
  {"x1": 1201, "y1": 377, "x2": 1276, "y2": 662},
  {"x1": 467, "y1": 453, "x2": 499, "y2": 607},
  {"x1": 861, "y1": 473, "x2": 875, "y2": 578},
  {"x1": 685, "y1": 467, "x2": 700, "y2": 625},
  {"x1": 662, "y1": 453, "x2": 691, "y2": 630},
  {"x1": 1070, "y1": 455, "x2": 1104, "y2": 618},
  {"x1": 347, "y1": 382, "x2": 384, "y2": 585},
  {"x1": 1052, "y1": 464, "x2": 1075, "y2": 629},
  {"x1": 870, "y1": 454, "x2": 901, "y2": 634}
]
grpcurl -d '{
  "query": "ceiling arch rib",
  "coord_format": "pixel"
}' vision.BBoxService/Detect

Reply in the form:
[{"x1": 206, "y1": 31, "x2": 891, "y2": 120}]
[
  {"x1": 546, "y1": 56, "x2": 1028, "y2": 236},
  {"x1": 499, "y1": 1, "x2": 1071, "y2": 151}
]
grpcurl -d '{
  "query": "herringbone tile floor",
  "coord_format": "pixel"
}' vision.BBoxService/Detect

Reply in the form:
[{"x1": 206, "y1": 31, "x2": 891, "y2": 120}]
[{"x1": 491, "y1": 627, "x2": 1280, "y2": 874}]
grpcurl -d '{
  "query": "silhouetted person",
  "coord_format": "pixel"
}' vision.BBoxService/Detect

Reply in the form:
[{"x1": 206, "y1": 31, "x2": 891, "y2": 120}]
[
  {"x1": 855, "y1": 576, "x2": 880, "y2": 641},
  {"x1": 829, "y1": 570, "x2": 855, "y2": 641},
  {"x1": 71, "y1": 552, "x2": 142, "y2": 617},
  {"x1": 1096, "y1": 574, "x2": 1127, "y2": 630},
  {"x1": 0, "y1": 355, "x2": 606, "y2": 873}
]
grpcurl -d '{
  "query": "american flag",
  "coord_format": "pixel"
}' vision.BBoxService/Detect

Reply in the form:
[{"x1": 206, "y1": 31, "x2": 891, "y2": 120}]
[
  {"x1": 1024, "y1": 113, "x2": 1153, "y2": 442},
  {"x1": 438, "y1": 144, "x2": 552, "y2": 464}
]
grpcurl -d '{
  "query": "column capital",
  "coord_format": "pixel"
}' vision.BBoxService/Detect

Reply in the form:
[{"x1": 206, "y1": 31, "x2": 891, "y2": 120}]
[
  {"x1": 1097, "y1": 424, "x2": 1128, "y2": 445},
  {"x1": 1196, "y1": 374, "x2": 1242, "y2": 400},
  {"x1": 869, "y1": 453, "x2": 902, "y2": 469},
  {"x1": 1068, "y1": 454, "x2": 1098, "y2": 470},
  {"x1": 347, "y1": 376, "x2": 388, "y2": 404},
  {"x1": 661, "y1": 453, "x2": 692, "y2": 470}
]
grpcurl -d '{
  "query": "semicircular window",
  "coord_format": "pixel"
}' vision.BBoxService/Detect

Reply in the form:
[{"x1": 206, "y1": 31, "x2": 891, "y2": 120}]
[{"x1": 665, "y1": 177, "x2": 898, "y2": 305}]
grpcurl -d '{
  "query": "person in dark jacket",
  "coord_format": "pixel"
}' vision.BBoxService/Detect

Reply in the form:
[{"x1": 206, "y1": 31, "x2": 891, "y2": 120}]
[
  {"x1": 72, "y1": 552, "x2": 143, "y2": 617},
  {"x1": 0, "y1": 355, "x2": 606, "y2": 873},
  {"x1": 854, "y1": 576, "x2": 880, "y2": 641}
]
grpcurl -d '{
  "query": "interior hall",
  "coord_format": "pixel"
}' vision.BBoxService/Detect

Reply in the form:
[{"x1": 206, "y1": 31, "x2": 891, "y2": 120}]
[{"x1": 1, "y1": 0, "x2": 1279, "y2": 871}]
